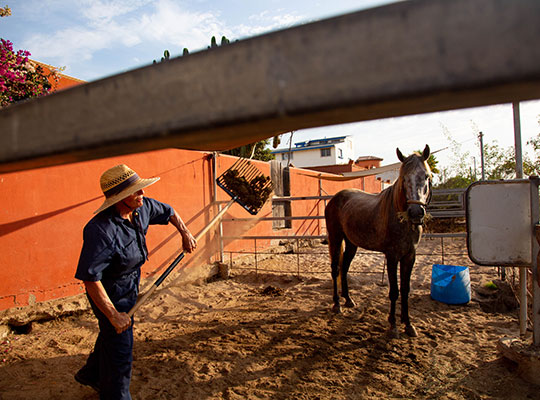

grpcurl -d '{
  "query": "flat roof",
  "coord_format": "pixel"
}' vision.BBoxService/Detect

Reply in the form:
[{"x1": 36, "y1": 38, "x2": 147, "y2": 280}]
[
  {"x1": 272, "y1": 144, "x2": 333, "y2": 154},
  {"x1": 294, "y1": 135, "x2": 349, "y2": 148}
]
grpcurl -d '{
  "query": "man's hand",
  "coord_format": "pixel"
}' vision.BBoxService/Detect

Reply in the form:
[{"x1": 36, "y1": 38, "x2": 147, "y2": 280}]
[
  {"x1": 84, "y1": 281, "x2": 132, "y2": 334},
  {"x1": 110, "y1": 311, "x2": 132, "y2": 334},
  {"x1": 181, "y1": 231, "x2": 197, "y2": 253}
]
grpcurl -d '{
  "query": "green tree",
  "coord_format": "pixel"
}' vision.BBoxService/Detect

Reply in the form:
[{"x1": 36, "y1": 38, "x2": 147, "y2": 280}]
[
  {"x1": 526, "y1": 116, "x2": 540, "y2": 176},
  {"x1": 435, "y1": 175, "x2": 474, "y2": 190},
  {"x1": 435, "y1": 123, "x2": 535, "y2": 187},
  {"x1": 482, "y1": 142, "x2": 516, "y2": 180},
  {"x1": 222, "y1": 138, "x2": 275, "y2": 161},
  {"x1": 480, "y1": 139, "x2": 539, "y2": 180}
]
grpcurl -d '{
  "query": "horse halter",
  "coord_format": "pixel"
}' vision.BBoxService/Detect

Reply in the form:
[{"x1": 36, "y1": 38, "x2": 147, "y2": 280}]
[
  {"x1": 407, "y1": 199, "x2": 428, "y2": 207},
  {"x1": 405, "y1": 176, "x2": 432, "y2": 208}
]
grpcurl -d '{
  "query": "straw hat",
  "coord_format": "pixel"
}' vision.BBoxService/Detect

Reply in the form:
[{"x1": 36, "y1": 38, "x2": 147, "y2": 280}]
[{"x1": 94, "y1": 164, "x2": 160, "y2": 214}]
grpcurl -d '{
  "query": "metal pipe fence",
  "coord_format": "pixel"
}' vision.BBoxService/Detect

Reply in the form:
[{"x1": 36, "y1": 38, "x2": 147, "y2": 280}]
[
  {"x1": 222, "y1": 193, "x2": 474, "y2": 278},
  {"x1": 222, "y1": 233, "x2": 478, "y2": 280}
]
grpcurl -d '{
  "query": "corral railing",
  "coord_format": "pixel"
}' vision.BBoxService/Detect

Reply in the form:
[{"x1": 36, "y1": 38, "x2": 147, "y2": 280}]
[
  {"x1": 222, "y1": 233, "x2": 469, "y2": 278},
  {"x1": 230, "y1": 188, "x2": 468, "y2": 225},
  {"x1": 427, "y1": 189, "x2": 466, "y2": 218},
  {"x1": 222, "y1": 195, "x2": 469, "y2": 276}
]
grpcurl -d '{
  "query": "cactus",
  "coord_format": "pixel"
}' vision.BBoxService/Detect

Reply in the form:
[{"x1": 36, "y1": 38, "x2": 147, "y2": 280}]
[
  {"x1": 155, "y1": 35, "x2": 230, "y2": 63},
  {"x1": 161, "y1": 50, "x2": 170, "y2": 62},
  {"x1": 208, "y1": 36, "x2": 230, "y2": 49},
  {"x1": 153, "y1": 49, "x2": 170, "y2": 64}
]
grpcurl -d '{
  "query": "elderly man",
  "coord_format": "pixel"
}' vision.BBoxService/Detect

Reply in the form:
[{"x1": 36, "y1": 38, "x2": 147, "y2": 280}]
[{"x1": 74, "y1": 164, "x2": 196, "y2": 399}]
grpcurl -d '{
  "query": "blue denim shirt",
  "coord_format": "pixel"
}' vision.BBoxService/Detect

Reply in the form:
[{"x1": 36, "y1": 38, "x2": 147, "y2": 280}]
[{"x1": 75, "y1": 197, "x2": 174, "y2": 283}]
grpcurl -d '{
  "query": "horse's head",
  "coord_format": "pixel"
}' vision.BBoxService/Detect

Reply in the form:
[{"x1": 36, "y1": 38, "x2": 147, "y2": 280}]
[{"x1": 396, "y1": 145, "x2": 432, "y2": 225}]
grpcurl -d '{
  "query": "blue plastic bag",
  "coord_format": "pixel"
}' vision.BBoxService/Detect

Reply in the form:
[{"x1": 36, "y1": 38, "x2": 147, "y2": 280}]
[{"x1": 431, "y1": 264, "x2": 471, "y2": 305}]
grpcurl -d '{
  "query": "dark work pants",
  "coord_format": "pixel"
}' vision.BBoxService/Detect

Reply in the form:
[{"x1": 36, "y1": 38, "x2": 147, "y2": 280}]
[
  {"x1": 78, "y1": 270, "x2": 140, "y2": 400},
  {"x1": 78, "y1": 320, "x2": 133, "y2": 400}
]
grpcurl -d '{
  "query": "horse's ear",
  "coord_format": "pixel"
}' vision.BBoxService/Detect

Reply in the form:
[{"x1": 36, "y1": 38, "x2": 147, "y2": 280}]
[
  {"x1": 422, "y1": 145, "x2": 430, "y2": 161},
  {"x1": 396, "y1": 148, "x2": 405, "y2": 162}
]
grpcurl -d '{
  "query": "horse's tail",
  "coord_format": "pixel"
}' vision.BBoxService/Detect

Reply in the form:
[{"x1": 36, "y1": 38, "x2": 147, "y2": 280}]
[{"x1": 337, "y1": 241, "x2": 344, "y2": 289}]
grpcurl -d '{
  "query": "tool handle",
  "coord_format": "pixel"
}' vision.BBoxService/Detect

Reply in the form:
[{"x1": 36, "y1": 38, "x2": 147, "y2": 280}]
[
  {"x1": 127, "y1": 198, "x2": 236, "y2": 317},
  {"x1": 127, "y1": 251, "x2": 185, "y2": 317},
  {"x1": 128, "y1": 282, "x2": 158, "y2": 318},
  {"x1": 193, "y1": 198, "x2": 236, "y2": 243}
]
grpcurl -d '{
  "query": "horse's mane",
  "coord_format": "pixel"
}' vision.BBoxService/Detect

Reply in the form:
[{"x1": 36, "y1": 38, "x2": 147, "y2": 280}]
[{"x1": 379, "y1": 152, "x2": 432, "y2": 228}]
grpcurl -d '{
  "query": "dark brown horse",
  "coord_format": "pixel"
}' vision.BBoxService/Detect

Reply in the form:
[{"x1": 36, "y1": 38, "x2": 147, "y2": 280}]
[{"x1": 325, "y1": 145, "x2": 432, "y2": 338}]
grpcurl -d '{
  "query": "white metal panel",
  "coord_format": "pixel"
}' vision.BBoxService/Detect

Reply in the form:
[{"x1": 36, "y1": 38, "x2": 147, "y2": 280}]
[{"x1": 467, "y1": 180, "x2": 532, "y2": 266}]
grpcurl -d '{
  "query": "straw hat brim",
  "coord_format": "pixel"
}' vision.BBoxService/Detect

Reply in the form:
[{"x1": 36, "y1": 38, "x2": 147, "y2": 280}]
[{"x1": 94, "y1": 177, "x2": 160, "y2": 214}]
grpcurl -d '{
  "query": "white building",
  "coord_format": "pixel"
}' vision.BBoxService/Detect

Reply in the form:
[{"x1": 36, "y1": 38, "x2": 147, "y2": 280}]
[{"x1": 271, "y1": 135, "x2": 354, "y2": 168}]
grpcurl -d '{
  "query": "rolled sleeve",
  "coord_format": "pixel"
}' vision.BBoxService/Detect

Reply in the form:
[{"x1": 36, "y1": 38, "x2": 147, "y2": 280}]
[{"x1": 145, "y1": 198, "x2": 174, "y2": 225}]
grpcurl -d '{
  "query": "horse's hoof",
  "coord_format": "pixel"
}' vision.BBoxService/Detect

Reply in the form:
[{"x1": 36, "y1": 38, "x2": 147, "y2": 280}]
[
  {"x1": 387, "y1": 326, "x2": 400, "y2": 339},
  {"x1": 344, "y1": 299, "x2": 356, "y2": 308},
  {"x1": 405, "y1": 325, "x2": 418, "y2": 337},
  {"x1": 332, "y1": 305, "x2": 342, "y2": 314}
]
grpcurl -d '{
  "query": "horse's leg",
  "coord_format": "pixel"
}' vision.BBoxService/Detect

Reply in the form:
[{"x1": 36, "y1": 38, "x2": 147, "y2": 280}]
[
  {"x1": 328, "y1": 233, "x2": 344, "y2": 313},
  {"x1": 400, "y1": 252, "x2": 418, "y2": 337},
  {"x1": 386, "y1": 255, "x2": 400, "y2": 338},
  {"x1": 342, "y1": 238, "x2": 358, "y2": 308}
]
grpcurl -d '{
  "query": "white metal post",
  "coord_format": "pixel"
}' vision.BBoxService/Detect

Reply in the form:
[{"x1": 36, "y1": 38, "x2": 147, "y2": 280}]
[
  {"x1": 513, "y1": 103, "x2": 524, "y2": 178},
  {"x1": 514, "y1": 102, "x2": 528, "y2": 336}
]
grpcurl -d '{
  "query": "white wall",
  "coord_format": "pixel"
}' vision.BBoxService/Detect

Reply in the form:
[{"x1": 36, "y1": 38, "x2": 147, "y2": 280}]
[{"x1": 275, "y1": 137, "x2": 354, "y2": 168}]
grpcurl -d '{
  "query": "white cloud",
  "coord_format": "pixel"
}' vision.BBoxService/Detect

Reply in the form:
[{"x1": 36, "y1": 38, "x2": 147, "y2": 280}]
[
  {"x1": 137, "y1": 0, "x2": 228, "y2": 49},
  {"x1": 26, "y1": 27, "x2": 106, "y2": 62},
  {"x1": 248, "y1": 9, "x2": 303, "y2": 25},
  {"x1": 81, "y1": 0, "x2": 151, "y2": 24},
  {"x1": 23, "y1": 0, "x2": 229, "y2": 68},
  {"x1": 22, "y1": 0, "x2": 309, "y2": 78},
  {"x1": 235, "y1": 9, "x2": 305, "y2": 37}
]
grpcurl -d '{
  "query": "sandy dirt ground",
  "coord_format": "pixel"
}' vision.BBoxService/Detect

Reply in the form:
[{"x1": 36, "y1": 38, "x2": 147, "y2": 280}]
[{"x1": 0, "y1": 237, "x2": 538, "y2": 399}]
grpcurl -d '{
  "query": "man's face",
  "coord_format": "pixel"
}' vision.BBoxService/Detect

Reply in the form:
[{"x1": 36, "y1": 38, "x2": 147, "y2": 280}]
[{"x1": 123, "y1": 189, "x2": 145, "y2": 209}]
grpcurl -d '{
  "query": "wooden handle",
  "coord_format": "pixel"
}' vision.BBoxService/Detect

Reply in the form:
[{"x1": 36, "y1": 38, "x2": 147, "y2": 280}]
[
  {"x1": 128, "y1": 285, "x2": 157, "y2": 317},
  {"x1": 193, "y1": 198, "x2": 236, "y2": 243},
  {"x1": 127, "y1": 198, "x2": 236, "y2": 317}
]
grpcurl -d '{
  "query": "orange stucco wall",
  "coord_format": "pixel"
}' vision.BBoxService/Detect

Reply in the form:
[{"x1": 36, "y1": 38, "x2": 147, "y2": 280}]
[
  {"x1": 0, "y1": 150, "x2": 375, "y2": 311},
  {"x1": 0, "y1": 149, "x2": 215, "y2": 310}
]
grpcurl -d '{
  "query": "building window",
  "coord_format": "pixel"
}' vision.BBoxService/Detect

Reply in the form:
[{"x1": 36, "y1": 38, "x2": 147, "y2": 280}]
[
  {"x1": 338, "y1": 148, "x2": 343, "y2": 159},
  {"x1": 321, "y1": 148, "x2": 331, "y2": 157},
  {"x1": 282, "y1": 152, "x2": 293, "y2": 161}
]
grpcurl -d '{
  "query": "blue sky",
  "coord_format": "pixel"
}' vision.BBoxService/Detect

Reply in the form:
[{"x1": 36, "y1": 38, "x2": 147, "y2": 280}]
[
  {"x1": 1, "y1": 0, "x2": 539, "y2": 172},
  {"x1": 2, "y1": 0, "x2": 387, "y2": 80}
]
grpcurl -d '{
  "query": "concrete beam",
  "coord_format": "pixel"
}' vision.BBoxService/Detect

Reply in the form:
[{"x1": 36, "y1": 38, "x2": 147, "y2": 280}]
[{"x1": 1, "y1": 0, "x2": 540, "y2": 172}]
